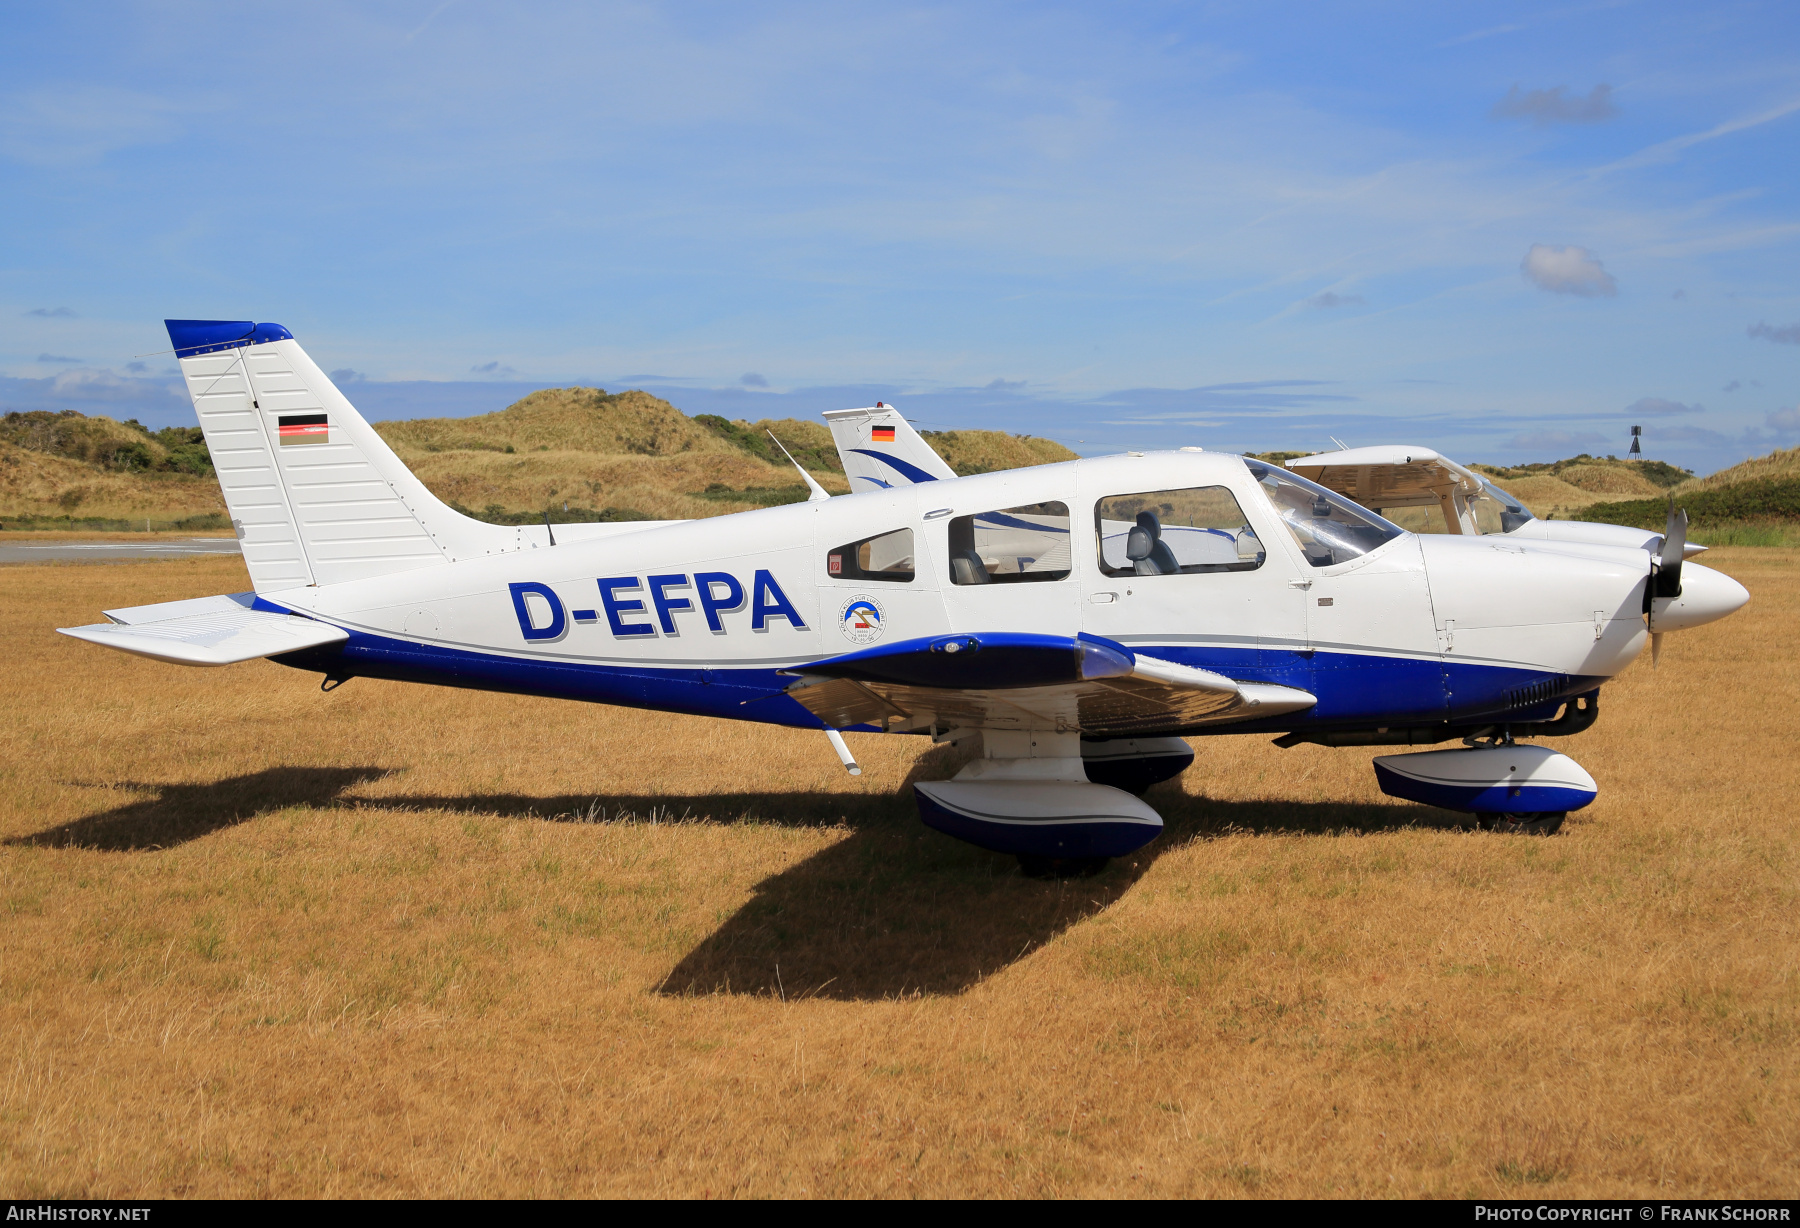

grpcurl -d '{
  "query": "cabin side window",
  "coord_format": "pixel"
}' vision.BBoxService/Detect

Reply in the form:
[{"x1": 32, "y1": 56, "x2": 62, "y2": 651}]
[
  {"x1": 947, "y1": 502, "x2": 1072, "y2": 585},
  {"x1": 827, "y1": 526, "x2": 915, "y2": 583},
  {"x1": 1095, "y1": 486, "x2": 1265, "y2": 577}
]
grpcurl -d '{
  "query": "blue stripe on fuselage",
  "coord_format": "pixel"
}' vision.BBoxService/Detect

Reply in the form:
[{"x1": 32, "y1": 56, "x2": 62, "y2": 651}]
[
  {"x1": 273, "y1": 629, "x2": 863, "y2": 731},
  {"x1": 272, "y1": 626, "x2": 1598, "y2": 738}
]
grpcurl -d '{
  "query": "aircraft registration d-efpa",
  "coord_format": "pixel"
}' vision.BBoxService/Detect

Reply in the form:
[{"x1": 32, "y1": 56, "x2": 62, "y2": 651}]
[{"x1": 60, "y1": 320, "x2": 1751, "y2": 874}]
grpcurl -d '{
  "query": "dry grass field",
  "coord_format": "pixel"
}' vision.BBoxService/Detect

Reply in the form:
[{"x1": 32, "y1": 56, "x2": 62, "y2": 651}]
[{"x1": 1, "y1": 550, "x2": 1795, "y2": 1199}]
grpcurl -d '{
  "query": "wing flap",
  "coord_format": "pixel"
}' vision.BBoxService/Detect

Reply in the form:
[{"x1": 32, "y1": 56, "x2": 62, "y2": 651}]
[
  {"x1": 786, "y1": 634, "x2": 1315, "y2": 734},
  {"x1": 59, "y1": 605, "x2": 347, "y2": 667}
]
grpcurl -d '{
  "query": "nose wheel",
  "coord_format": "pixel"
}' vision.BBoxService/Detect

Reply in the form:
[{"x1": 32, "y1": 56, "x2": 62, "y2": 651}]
[{"x1": 1473, "y1": 811, "x2": 1566, "y2": 835}]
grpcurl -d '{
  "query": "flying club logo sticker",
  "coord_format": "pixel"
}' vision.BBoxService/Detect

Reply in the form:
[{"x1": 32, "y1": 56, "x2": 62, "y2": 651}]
[{"x1": 839, "y1": 595, "x2": 886, "y2": 645}]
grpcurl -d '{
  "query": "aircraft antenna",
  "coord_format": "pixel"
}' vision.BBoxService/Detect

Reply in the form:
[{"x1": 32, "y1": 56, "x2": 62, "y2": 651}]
[
  {"x1": 767, "y1": 431, "x2": 831, "y2": 502},
  {"x1": 542, "y1": 510, "x2": 557, "y2": 546}
]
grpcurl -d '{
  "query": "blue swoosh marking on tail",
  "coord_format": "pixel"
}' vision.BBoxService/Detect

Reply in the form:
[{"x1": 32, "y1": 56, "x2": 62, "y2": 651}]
[{"x1": 849, "y1": 448, "x2": 939, "y2": 484}]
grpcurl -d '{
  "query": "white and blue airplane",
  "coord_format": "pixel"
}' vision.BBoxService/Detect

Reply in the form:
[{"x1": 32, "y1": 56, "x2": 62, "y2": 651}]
[{"x1": 59, "y1": 321, "x2": 1750, "y2": 874}]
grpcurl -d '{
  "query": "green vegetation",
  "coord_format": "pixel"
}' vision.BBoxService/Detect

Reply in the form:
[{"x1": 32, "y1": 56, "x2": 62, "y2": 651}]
[
  {"x1": 1, "y1": 410, "x2": 213, "y2": 476},
  {"x1": 446, "y1": 501, "x2": 654, "y2": 526},
  {"x1": 0, "y1": 512, "x2": 228, "y2": 532},
  {"x1": 693, "y1": 415, "x2": 842, "y2": 473},
  {"x1": 1576, "y1": 477, "x2": 1800, "y2": 530},
  {"x1": 689, "y1": 482, "x2": 814, "y2": 507},
  {"x1": 1475, "y1": 453, "x2": 1692, "y2": 489}
]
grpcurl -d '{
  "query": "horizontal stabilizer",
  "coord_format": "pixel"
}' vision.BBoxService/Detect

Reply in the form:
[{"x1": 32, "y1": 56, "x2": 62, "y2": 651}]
[
  {"x1": 59, "y1": 604, "x2": 347, "y2": 667},
  {"x1": 104, "y1": 591, "x2": 255, "y2": 625}
]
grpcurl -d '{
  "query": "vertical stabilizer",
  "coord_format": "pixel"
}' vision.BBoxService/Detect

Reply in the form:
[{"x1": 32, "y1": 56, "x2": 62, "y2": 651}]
[
  {"x1": 169, "y1": 320, "x2": 517, "y2": 593},
  {"x1": 822, "y1": 404, "x2": 955, "y2": 492}
]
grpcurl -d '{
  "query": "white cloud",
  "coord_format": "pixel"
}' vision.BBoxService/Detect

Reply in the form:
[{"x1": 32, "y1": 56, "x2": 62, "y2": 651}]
[
  {"x1": 1748, "y1": 321, "x2": 1800, "y2": 346},
  {"x1": 1507, "y1": 429, "x2": 1610, "y2": 452},
  {"x1": 1769, "y1": 407, "x2": 1800, "y2": 433},
  {"x1": 1653, "y1": 425, "x2": 1731, "y2": 445},
  {"x1": 46, "y1": 369, "x2": 158, "y2": 402},
  {"x1": 1593, "y1": 96, "x2": 1800, "y2": 177},
  {"x1": 1625, "y1": 397, "x2": 1703, "y2": 417},
  {"x1": 0, "y1": 87, "x2": 186, "y2": 166},
  {"x1": 739, "y1": 372, "x2": 769, "y2": 387},
  {"x1": 1306, "y1": 291, "x2": 1367, "y2": 309},
  {"x1": 1521, "y1": 244, "x2": 1617, "y2": 297},
  {"x1": 1492, "y1": 84, "x2": 1617, "y2": 126}
]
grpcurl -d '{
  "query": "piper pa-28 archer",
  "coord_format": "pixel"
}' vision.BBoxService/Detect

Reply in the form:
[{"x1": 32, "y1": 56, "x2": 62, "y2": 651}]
[{"x1": 59, "y1": 321, "x2": 1750, "y2": 875}]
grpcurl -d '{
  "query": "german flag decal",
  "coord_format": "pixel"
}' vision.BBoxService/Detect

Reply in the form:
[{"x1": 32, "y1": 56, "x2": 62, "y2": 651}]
[
  {"x1": 278, "y1": 413, "x2": 328, "y2": 446},
  {"x1": 870, "y1": 425, "x2": 895, "y2": 442}
]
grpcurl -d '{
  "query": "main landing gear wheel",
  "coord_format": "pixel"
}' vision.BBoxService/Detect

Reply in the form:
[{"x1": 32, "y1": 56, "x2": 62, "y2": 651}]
[
  {"x1": 1017, "y1": 854, "x2": 1111, "y2": 879},
  {"x1": 1474, "y1": 811, "x2": 1567, "y2": 836}
]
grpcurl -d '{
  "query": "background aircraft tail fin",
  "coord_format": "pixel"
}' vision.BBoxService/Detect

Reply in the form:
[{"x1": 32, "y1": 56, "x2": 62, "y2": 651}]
[
  {"x1": 822, "y1": 404, "x2": 956, "y2": 492},
  {"x1": 168, "y1": 320, "x2": 520, "y2": 593}
]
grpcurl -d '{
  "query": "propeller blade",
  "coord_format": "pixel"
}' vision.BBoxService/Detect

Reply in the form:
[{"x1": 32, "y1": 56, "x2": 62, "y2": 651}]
[
  {"x1": 1659, "y1": 501, "x2": 1688, "y2": 591},
  {"x1": 1652, "y1": 499, "x2": 1688, "y2": 602}
]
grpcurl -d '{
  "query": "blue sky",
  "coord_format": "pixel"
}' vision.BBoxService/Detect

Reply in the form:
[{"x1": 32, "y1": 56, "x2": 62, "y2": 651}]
[{"x1": 3, "y1": 2, "x2": 1798, "y2": 474}]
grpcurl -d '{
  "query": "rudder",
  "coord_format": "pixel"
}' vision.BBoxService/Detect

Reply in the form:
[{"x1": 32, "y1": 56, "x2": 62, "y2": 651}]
[{"x1": 169, "y1": 319, "x2": 514, "y2": 593}]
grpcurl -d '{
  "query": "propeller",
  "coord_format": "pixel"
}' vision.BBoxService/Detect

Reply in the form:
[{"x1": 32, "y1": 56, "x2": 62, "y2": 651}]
[{"x1": 1645, "y1": 499, "x2": 1689, "y2": 667}]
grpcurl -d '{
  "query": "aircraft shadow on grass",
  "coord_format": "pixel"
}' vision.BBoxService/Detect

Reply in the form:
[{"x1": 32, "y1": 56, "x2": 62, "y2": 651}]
[
  {"x1": 10, "y1": 766, "x2": 393, "y2": 851},
  {"x1": 15, "y1": 749, "x2": 1459, "y2": 1001}
]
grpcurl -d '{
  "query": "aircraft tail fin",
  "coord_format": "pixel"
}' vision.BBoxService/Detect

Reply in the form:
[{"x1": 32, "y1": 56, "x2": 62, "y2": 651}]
[
  {"x1": 168, "y1": 320, "x2": 523, "y2": 593},
  {"x1": 822, "y1": 404, "x2": 955, "y2": 492}
]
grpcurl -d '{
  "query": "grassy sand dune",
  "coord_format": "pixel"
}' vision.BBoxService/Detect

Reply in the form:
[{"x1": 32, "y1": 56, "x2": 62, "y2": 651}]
[
  {"x1": 408, "y1": 449, "x2": 850, "y2": 521},
  {"x1": 1486, "y1": 474, "x2": 1606, "y2": 519},
  {"x1": 923, "y1": 430, "x2": 1078, "y2": 475},
  {"x1": 1, "y1": 550, "x2": 1794, "y2": 1197},
  {"x1": 1551, "y1": 463, "x2": 1666, "y2": 497},
  {"x1": 2, "y1": 394, "x2": 1065, "y2": 526},
  {"x1": 0, "y1": 442, "x2": 223, "y2": 523},
  {"x1": 1674, "y1": 447, "x2": 1800, "y2": 495}
]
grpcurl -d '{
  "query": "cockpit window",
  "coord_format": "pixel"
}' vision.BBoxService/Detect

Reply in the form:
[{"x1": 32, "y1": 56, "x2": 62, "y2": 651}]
[
  {"x1": 1471, "y1": 478, "x2": 1535, "y2": 535},
  {"x1": 1095, "y1": 486, "x2": 1264, "y2": 576},
  {"x1": 947, "y1": 502, "x2": 1071, "y2": 585},
  {"x1": 1243, "y1": 460, "x2": 1405, "y2": 568}
]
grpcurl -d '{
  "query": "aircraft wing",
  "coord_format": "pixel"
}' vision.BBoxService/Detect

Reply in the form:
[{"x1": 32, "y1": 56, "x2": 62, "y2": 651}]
[
  {"x1": 783, "y1": 632, "x2": 1314, "y2": 736},
  {"x1": 59, "y1": 599, "x2": 347, "y2": 667}
]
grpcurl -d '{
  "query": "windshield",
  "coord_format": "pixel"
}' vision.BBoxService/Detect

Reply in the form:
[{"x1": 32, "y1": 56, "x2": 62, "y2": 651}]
[
  {"x1": 1243, "y1": 460, "x2": 1406, "y2": 568},
  {"x1": 1471, "y1": 478, "x2": 1535, "y2": 534}
]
